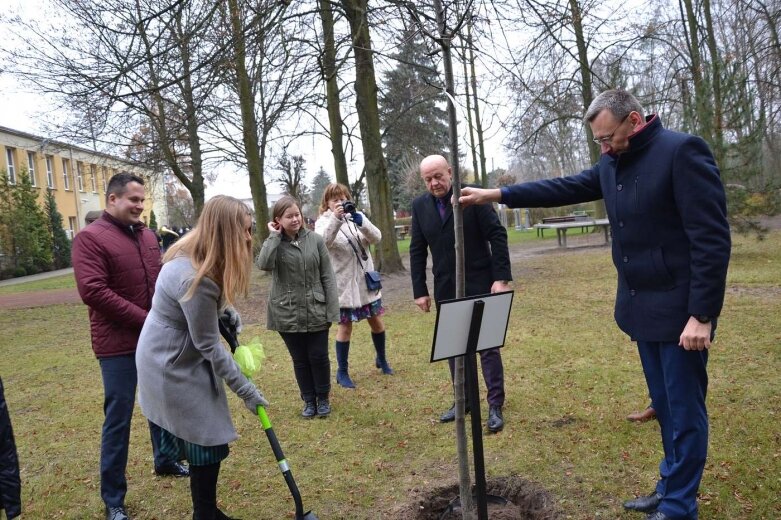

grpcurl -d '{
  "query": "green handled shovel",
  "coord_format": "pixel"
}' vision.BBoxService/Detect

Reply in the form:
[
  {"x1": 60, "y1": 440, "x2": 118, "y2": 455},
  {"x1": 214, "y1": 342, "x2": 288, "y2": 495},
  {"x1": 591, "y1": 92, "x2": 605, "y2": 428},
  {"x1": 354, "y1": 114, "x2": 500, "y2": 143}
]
[
  {"x1": 256, "y1": 406, "x2": 319, "y2": 520},
  {"x1": 218, "y1": 318, "x2": 319, "y2": 520}
]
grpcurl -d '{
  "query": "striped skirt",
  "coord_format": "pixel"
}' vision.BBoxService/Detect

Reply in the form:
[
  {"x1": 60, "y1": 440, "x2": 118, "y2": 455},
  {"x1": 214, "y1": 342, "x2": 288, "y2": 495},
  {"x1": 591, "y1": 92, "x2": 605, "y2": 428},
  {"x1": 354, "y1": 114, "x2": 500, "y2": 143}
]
[{"x1": 159, "y1": 428, "x2": 229, "y2": 466}]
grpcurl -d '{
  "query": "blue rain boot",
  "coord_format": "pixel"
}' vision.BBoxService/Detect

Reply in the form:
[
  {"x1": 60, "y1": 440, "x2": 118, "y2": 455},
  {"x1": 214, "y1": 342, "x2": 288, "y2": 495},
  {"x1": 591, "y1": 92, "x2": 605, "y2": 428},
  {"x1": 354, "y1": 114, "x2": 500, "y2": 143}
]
[
  {"x1": 335, "y1": 341, "x2": 356, "y2": 388},
  {"x1": 372, "y1": 331, "x2": 394, "y2": 375}
]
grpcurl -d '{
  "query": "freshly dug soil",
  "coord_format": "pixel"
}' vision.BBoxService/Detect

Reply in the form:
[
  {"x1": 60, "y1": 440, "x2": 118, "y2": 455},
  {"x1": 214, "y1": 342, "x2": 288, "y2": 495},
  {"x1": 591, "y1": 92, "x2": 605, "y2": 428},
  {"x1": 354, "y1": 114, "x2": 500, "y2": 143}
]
[{"x1": 389, "y1": 475, "x2": 561, "y2": 520}]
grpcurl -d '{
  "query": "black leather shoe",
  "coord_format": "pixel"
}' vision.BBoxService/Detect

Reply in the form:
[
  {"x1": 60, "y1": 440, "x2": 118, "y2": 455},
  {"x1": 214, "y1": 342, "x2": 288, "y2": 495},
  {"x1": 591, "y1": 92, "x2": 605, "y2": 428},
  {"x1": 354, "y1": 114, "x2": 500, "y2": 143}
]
[
  {"x1": 106, "y1": 505, "x2": 129, "y2": 520},
  {"x1": 216, "y1": 509, "x2": 241, "y2": 520},
  {"x1": 645, "y1": 512, "x2": 672, "y2": 520},
  {"x1": 317, "y1": 399, "x2": 331, "y2": 417},
  {"x1": 439, "y1": 404, "x2": 470, "y2": 423},
  {"x1": 487, "y1": 405, "x2": 504, "y2": 433},
  {"x1": 154, "y1": 461, "x2": 190, "y2": 477},
  {"x1": 623, "y1": 491, "x2": 663, "y2": 513},
  {"x1": 302, "y1": 400, "x2": 317, "y2": 418}
]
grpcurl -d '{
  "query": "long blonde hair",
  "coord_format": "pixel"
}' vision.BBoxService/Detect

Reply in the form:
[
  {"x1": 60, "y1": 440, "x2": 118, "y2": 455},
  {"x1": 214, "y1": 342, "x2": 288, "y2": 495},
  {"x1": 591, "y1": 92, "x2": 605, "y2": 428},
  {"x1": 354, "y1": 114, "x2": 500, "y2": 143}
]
[{"x1": 163, "y1": 195, "x2": 253, "y2": 308}]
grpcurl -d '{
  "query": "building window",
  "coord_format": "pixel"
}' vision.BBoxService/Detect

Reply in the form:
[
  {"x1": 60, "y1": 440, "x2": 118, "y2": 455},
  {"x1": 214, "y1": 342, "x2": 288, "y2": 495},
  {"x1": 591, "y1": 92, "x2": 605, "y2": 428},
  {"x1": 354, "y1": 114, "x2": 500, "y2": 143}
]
[
  {"x1": 62, "y1": 159, "x2": 70, "y2": 190},
  {"x1": 90, "y1": 164, "x2": 97, "y2": 192},
  {"x1": 46, "y1": 156, "x2": 55, "y2": 188},
  {"x1": 67, "y1": 216, "x2": 77, "y2": 239},
  {"x1": 27, "y1": 152, "x2": 37, "y2": 187},
  {"x1": 76, "y1": 162, "x2": 84, "y2": 192},
  {"x1": 5, "y1": 148, "x2": 16, "y2": 184}
]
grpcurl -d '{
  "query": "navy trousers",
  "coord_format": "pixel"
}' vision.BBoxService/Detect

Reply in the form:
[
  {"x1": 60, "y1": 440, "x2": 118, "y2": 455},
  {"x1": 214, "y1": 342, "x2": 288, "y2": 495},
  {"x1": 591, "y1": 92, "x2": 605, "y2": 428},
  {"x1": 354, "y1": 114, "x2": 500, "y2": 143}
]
[
  {"x1": 447, "y1": 347, "x2": 505, "y2": 407},
  {"x1": 637, "y1": 341, "x2": 708, "y2": 520},
  {"x1": 98, "y1": 354, "x2": 175, "y2": 507}
]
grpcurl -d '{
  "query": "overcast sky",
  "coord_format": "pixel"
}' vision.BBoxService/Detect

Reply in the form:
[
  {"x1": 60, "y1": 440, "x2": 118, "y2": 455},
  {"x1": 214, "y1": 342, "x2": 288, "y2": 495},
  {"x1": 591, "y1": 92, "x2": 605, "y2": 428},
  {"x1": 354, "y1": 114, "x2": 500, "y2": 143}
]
[{"x1": 0, "y1": 0, "x2": 509, "y2": 201}]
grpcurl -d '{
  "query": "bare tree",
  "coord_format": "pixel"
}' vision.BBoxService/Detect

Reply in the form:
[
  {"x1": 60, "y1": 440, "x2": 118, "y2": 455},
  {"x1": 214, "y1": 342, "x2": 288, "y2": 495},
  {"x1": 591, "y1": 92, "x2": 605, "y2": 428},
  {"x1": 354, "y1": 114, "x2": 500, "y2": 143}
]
[
  {"x1": 5, "y1": 0, "x2": 224, "y2": 216},
  {"x1": 210, "y1": 0, "x2": 321, "y2": 240},
  {"x1": 317, "y1": 0, "x2": 350, "y2": 187},
  {"x1": 275, "y1": 152, "x2": 310, "y2": 205},
  {"x1": 338, "y1": 0, "x2": 404, "y2": 272},
  {"x1": 400, "y1": 1, "x2": 479, "y2": 516}
]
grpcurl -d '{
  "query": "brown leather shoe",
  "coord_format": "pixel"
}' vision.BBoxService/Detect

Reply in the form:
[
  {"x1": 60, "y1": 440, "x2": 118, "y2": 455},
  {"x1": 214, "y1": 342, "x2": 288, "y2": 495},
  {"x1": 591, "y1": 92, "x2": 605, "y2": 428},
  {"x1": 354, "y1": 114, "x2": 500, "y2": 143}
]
[{"x1": 626, "y1": 406, "x2": 656, "y2": 423}]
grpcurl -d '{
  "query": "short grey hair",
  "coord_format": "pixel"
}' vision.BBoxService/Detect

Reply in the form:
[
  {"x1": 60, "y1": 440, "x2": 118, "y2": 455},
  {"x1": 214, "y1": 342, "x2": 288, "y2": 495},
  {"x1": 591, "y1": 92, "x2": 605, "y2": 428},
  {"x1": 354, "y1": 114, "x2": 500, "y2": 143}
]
[{"x1": 584, "y1": 89, "x2": 644, "y2": 123}]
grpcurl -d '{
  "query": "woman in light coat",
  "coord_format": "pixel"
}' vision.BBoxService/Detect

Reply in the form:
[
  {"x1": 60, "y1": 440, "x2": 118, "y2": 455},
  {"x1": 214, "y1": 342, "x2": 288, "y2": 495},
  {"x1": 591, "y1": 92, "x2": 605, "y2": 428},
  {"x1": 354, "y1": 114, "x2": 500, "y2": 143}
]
[
  {"x1": 136, "y1": 195, "x2": 268, "y2": 520},
  {"x1": 314, "y1": 183, "x2": 392, "y2": 389},
  {"x1": 256, "y1": 196, "x2": 339, "y2": 418}
]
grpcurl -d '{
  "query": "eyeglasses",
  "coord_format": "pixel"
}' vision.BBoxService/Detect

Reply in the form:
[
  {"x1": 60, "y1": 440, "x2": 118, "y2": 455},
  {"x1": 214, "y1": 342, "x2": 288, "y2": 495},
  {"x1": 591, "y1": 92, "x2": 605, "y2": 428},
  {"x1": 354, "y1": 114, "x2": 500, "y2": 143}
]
[{"x1": 592, "y1": 114, "x2": 630, "y2": 146}]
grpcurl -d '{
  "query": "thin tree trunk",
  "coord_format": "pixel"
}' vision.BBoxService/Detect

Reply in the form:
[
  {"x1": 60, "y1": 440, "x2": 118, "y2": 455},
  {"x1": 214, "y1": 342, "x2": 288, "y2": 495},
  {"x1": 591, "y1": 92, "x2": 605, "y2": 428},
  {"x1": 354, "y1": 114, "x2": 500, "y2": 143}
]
[
  {"x1": 461, "y1": 41, "x2": 479, "y2": 183},
  {"x1": 466, "y1": 19, "x2": 487, "y2": 188},
  {"x1": 175, "y1": 11, "x2": 205, "y2": 217},
  {"x1": 319, "y1": 0, "x2": 349, "y2": 187},
  {"x1": 702, "y1": 0, "x2": 724, "y2": 166},
  {"x1": 434, "y1": 2, "x2": 473, "y2": 518},
  {"x1": 681, "y1": 0, "x2": 715, "y2": 144},
  {"x1": 227, "y1": 0, "x2": 270, "y2": 240},
  {"x1": 568, "y1": 0, "x2": 604, "y2": 218},
  {"x1": 340, "y1": 0, "x2": 403, "y2": 272}
]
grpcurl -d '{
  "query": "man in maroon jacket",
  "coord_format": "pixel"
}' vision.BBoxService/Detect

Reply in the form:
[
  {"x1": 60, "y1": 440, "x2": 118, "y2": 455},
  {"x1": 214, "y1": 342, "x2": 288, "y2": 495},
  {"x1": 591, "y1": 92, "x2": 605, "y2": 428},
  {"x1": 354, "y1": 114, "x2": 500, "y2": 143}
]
[{"x1": 72, "y1": 173, "x2": 188, "y2": 520}]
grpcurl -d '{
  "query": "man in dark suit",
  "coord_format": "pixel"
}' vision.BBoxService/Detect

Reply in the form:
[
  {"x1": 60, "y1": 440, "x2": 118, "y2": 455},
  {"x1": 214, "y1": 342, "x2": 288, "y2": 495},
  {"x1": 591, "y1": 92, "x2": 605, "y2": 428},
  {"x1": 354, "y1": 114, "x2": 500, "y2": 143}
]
[
  {"x1": 410, "y1": 154, "x2": 512, "y2": 433},
  {"x1": 460, "y1": 90, "x2": 731, "y2": 520}
]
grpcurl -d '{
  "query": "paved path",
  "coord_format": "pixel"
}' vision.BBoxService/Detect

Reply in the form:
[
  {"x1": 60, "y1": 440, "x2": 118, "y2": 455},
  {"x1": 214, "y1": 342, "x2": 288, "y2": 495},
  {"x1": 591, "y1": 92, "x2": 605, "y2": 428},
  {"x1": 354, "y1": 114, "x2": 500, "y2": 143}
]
[
  {"x1": 0, "y1": 233, "x2": 611, "y2": 311},
  {"x1": 0, "y1": 268, "x2": 81, "y2": 309},
  {"x1": 0, "y1": 287, "x2": 82, "y2": 309}
]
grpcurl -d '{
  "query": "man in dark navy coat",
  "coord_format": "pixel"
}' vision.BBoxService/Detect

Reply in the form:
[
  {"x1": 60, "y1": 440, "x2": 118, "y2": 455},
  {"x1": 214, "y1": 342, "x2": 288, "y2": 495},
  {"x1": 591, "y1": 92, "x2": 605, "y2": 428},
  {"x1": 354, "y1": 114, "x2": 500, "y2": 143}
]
[
  {"x1": 460, "y1": 90, "x2": 731, "y2": 520},
  {"x1": 410, "y1": 154, "x2": 513, "y2": 433}
]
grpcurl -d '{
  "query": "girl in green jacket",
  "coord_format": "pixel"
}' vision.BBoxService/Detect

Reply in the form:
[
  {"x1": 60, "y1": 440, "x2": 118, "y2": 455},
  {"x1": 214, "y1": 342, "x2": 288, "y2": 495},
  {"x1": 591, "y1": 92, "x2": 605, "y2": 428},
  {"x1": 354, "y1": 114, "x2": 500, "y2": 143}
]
[{"x1": 256, "y1": 196, "x2": 340, "y2": 418}]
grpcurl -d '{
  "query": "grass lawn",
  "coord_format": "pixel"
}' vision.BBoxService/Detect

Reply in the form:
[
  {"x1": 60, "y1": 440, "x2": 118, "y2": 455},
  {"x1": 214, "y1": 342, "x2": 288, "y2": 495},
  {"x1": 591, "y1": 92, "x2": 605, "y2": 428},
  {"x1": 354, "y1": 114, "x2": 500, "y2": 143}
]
[
  {"x1": 0, "y1": 274, "x2": 76, "y2": 295},
  {"x1": 0, "y1": 231, "x2": 778, "y2": 519}
]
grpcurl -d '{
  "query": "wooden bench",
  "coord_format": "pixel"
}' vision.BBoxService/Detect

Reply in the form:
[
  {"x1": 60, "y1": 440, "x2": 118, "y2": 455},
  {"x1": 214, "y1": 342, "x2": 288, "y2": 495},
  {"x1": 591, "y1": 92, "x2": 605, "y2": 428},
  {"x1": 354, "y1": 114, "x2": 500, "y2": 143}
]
[
  {"x1": 395, "y1": 225, "x2": 410, "y2": 240},
  {"x1": 534, "y1": 218, "x2": 611, "y2": 247}
]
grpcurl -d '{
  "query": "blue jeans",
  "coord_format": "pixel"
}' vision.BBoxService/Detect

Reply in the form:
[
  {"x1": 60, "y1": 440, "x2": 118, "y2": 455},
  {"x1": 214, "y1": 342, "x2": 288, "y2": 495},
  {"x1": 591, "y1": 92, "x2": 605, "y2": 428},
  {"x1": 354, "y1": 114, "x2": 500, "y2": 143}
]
[
  {"x1": 98, "y1": 355, "x2": 176, "y2": 507},
  {"x1": 637, "y1": 341, "x2": 708, "y2": 520}
]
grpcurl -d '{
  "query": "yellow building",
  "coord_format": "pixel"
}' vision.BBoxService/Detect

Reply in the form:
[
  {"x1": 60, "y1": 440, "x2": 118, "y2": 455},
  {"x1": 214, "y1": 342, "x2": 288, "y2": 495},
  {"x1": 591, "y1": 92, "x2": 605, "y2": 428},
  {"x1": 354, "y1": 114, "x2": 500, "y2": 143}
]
[{"x1": 0, "y1": 126, "x2": 166, "y2": 239}]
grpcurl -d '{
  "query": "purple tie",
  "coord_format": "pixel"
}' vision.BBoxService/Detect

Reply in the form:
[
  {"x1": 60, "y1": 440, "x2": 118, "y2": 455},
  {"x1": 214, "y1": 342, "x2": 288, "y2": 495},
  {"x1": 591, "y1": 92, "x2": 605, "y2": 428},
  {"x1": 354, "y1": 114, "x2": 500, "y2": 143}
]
[{"x1": 437, "y1": 198, "x2": 447, "y2": 220}]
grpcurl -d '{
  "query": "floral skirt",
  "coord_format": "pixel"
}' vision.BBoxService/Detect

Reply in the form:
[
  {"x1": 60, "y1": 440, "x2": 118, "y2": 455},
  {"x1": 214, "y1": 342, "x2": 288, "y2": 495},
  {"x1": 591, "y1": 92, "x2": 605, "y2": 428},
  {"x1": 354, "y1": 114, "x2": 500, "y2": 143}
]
[
  {"x1": 159, "y1": 427, "x2": 229, "y2": 467},
  {"x1": 339, "y1": 299, "x2": 385, "y2": 324}
]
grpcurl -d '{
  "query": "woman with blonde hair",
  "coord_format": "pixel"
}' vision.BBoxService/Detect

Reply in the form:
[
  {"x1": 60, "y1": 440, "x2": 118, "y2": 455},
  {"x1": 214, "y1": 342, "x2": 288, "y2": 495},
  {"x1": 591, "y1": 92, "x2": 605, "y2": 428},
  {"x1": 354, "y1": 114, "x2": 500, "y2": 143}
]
[
  {"x1": 257, "y1": 196, "x2": 339, "y2": 418},
  {"x1": 315, "y1": 183, "x2": 392, "y2": 389},
  {"x1": 136, "y1": 195, "x2": 268, "y2": 520}
]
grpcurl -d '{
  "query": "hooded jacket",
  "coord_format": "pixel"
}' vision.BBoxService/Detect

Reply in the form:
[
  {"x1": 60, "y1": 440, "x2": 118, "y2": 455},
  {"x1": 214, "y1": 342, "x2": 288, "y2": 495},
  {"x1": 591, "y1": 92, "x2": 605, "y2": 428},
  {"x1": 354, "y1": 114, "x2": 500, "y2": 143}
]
[{"x1": 256, "y1": 227, "x2": 339, "y2": 332}]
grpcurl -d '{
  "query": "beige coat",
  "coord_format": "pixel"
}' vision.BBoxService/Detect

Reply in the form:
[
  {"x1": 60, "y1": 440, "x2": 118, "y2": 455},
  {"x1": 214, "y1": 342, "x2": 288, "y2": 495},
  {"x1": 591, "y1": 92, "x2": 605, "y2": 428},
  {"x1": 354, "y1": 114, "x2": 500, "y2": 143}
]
[{"x1": 315, "y1": 210, "x2": 382, "y2": 309}]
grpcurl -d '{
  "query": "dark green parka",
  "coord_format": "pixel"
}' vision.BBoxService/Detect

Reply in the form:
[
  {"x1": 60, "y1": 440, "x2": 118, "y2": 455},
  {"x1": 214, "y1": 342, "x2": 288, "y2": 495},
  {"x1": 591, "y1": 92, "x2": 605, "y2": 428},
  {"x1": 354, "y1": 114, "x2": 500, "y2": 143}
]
[{"x1": 256, "y1": 228, "x2": 339, "y2": 332}]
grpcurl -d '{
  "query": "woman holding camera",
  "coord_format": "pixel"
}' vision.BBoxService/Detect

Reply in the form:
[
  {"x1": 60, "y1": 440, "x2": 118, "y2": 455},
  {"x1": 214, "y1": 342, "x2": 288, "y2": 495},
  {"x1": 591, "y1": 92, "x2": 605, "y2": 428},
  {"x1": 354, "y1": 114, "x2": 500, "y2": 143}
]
[
  {"x1": 315, "y1": 183, "x2": 393, "y2": 389},
  {"x1": 257, "y1": 196, "x2": 340, "y2": 418}
]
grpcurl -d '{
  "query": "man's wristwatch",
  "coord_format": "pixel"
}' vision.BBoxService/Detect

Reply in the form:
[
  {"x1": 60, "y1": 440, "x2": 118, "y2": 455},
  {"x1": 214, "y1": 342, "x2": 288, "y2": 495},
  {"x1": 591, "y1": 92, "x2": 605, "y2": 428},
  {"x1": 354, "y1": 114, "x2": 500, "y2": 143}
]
[{"x1": 694, "y1": 315, "x2": 712, "y2": 324}]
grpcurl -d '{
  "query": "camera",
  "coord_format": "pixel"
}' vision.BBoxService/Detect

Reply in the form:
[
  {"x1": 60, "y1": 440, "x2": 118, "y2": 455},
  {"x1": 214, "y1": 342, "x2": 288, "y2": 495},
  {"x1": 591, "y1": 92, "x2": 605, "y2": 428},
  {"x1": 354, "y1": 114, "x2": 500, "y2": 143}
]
[{"x1": 341, "y1": 200, "x2": 356, "y2": 214}]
